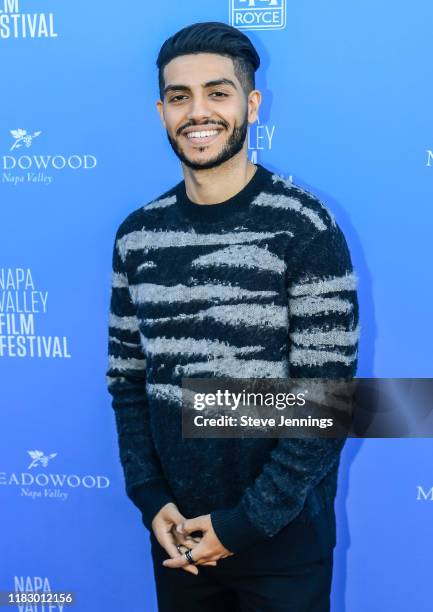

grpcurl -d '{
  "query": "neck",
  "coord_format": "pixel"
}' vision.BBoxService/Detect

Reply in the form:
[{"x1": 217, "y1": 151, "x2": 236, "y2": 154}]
[{"x1": 181, "y1": 151, "x2": 256, "y2": 205}]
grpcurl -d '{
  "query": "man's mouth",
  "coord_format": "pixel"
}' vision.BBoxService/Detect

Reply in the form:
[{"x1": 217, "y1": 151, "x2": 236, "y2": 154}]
[{"x1": 182, "y1": 129, "x2": 222, "y2": 146}]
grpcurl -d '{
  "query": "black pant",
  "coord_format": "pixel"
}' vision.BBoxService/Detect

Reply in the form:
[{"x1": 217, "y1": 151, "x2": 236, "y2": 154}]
[{"x1": 150, "y1": 533, "x2": 334, "y2": 612}]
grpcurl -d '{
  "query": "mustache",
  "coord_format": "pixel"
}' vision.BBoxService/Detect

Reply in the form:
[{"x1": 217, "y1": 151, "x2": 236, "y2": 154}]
[{"x1": 177, "y1": 120, "x2": 228, "y2": 136}]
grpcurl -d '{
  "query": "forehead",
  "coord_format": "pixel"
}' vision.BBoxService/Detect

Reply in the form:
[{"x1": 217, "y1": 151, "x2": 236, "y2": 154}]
[{"x1": 163, "y1": 53, "x2": 237, "y2": 86}]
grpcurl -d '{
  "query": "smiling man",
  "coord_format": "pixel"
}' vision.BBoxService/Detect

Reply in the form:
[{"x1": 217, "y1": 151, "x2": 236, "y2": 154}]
[{"x1": 106, "y1": 21, "x2": 360, "y2": 612}]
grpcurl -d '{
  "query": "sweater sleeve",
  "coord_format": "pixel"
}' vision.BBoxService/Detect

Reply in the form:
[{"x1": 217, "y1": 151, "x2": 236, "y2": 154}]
[
  {"x1": 106, "y1": 227, "x2": 174, "y2": 530},
  {"x1": 210, "y1": 222, "x2": 360, "y2": 554}
]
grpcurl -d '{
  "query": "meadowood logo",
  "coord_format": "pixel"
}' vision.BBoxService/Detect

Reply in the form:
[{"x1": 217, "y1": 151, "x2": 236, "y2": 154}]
[
  {"x1": 10, "y1": 128, "x2": 41, "y2": 151},
  {"x1": 3, "y1": 128, "x2": 97, "y2": 185},
  {"x1": 0, "y1": 450, "x2": 110, "y2": 501},
  {"x1": 27, "y1": 449, "x2": 57, "y2": 469},
  {"x1": 229, "y1": 0, "x2": 286, "y2": 30}
]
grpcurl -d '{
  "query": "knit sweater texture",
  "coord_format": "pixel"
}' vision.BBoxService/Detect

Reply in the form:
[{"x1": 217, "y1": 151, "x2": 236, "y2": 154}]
[{"x1": 105, "y1": 163, "x2": 360, "y2": 557}]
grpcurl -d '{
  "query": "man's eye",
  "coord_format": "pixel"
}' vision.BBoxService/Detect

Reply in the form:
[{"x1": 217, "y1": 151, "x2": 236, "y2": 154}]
[{"x1": 168, "y1": 92, "x2": 228, "y2": 102}]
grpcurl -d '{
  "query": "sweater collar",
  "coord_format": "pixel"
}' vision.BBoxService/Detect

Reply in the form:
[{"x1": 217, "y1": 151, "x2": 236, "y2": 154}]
[{"x1": 174, "y1": 163, "x2": 270, "y2": 224}]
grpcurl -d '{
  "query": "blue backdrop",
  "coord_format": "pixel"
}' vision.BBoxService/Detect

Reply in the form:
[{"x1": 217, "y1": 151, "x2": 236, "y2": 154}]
[{"x1": 2, "y1": 1, "x2": 432, "y2": 610}]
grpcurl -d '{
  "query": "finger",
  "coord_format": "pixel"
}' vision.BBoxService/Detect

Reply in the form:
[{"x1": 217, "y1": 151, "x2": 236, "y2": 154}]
[
  {"x1": 185, "y1": 534, "x2": 202, "y2": 544},
  {"x1": 182, "y1": 564, "x2": 199, "y2": 576},
  {"x1": 162, "y1": 545, "x2": 208, "y2": 569},
  {"x1": 153, "y1": 525, "x2": 198, "y2": 575},
  {"x1": 180, "y1": 542, "x2": 212, "y2": 567},
  {"x1": 159, "y1": 530, "x2": 182, "y2": 561},
  {"x1": 169, "y1": 508, "x2": 187, "y2": 524},
  {"x1": 172, "y1": 530, "x2": 202, "y2": 549},
  {"x1": 161, "y1": 547, "x2": 198, "y2": 575},
  {"x1": 171, "y1": 536, "x2": 202, "y2": 571},
  {"x1": 176, "y1": 516, "x2": 205, "y2": 537},
  {"x1": 160, "y1": 531, "x2": 201, "y2": 575},
  {"x1": 163, "y1": 538, "x2": 215, "y2": 569},
  {"x1": 175, "y1": 544, "x2": 196, "y2": 556},
  {"x1": 158, "y1": 531, "x2": 199, "y2": 575},
  {"x1": 175, "y1": 545, "x2": 217, "y2": 567},
  {"x1": 163, "y1": 554, "x2": 191, "y2": 569},
  {"x1": 200, "y1": 554, "x2": 221, "y2": 564},
  {"x1": 174, "y1": 542, "x2": 208, "y2": 564}
]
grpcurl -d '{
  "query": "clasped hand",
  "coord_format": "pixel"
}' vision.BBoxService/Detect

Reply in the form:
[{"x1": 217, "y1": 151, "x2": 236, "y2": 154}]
[{"x1": 151, "y1": 502, "x2": 234, "y2": 575}]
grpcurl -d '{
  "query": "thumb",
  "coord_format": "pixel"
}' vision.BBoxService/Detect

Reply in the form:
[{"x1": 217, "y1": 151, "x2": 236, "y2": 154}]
[
  {"x1": 160, "y1": 502, "x2": 186, "y2": 526},
  {"x1": 176, "y1": 516, "x2": 205, "y2": 536},
  {"x1": 167, "y1": 506, "x2": 186, "y2": 525}
]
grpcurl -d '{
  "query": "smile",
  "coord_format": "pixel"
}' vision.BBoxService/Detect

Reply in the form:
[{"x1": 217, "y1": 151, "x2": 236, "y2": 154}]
[{"x1": 183, "y1": 129, "x2": 222, "y2": 146}]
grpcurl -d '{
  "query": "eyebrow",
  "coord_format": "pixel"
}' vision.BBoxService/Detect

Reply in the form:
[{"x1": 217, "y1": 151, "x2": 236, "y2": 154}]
[{"x1": 163, "y1": 78, "x2": 238, "y2": 97}]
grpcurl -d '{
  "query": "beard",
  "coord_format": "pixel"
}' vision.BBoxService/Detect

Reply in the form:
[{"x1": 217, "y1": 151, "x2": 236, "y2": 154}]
[{"x1": 165, "y1": 110, "x2": 249, "y2": 171}]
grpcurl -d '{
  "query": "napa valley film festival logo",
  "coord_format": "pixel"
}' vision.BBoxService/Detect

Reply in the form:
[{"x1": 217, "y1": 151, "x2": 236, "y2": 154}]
[
  {"x1": 247, "y1": 113, "x2": 277, "y2": 164},
  {"x1": 0, "y1": 449, "x2": 110, "y2": 502},
  {"x1": 0, "y1": 0, "x2": 58, "y2": 39},
  {"x1": 0, "y1": 267, "x2": 71, "y2": 358},
  {"x1": 229, "y1": 0, "x2": 286, "y2": 30},
  {"x1": 416, "y1": 486, "x2": 433, "y2": 501},
  {"x1": 3, "y1": 128, "x2": 97, "y2": 185}
]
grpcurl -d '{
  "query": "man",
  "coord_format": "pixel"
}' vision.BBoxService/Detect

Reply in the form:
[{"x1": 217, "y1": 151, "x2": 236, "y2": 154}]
[{"x1": 106, "y1": 21, "x2": 360, "y2": 612}]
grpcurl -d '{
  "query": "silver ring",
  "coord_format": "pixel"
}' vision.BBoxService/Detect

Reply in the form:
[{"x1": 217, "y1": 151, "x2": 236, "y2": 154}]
[
  {"x1": 176, "y1": 544, "x2": 182, "y2": 553},
  {"x1": 184, "y1": 548, "x2": 196, "y2": 565}
]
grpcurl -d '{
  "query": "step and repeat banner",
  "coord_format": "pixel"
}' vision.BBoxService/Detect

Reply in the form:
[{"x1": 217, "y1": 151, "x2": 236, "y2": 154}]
[{"x1": 2, "y1": 1, "x2": 432, "y2": 610}]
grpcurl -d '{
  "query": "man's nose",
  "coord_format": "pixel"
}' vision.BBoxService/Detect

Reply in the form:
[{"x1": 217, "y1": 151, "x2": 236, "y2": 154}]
[{"x1": 187, "y1": 95, "x2": 212, "y2": 122}]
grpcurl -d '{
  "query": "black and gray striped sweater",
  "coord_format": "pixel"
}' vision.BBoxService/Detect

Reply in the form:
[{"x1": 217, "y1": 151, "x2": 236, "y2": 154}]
[{"x1": 106, "y1": 163, "x2": 360, "y2": 557}]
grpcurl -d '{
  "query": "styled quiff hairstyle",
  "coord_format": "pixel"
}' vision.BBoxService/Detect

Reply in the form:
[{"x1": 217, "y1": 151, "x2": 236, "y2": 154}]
[{"x1": 156, "y1": 21, "x2": 260, "y2": 100}]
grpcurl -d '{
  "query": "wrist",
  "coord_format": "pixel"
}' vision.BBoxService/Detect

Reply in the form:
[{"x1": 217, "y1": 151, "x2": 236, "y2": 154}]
[
  {"x1": 127, "y1": 478, "x2": 174, "y2": 531},
  {"x1": 211, "y1": 502, "x2": 268, "y2": 554}
]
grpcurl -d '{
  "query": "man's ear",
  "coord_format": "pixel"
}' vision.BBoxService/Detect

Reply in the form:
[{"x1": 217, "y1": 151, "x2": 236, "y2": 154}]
[
  {"x1": 156, "y1": 99, "x2": 166, "y2": 129},
  {"x1": 247, "y1": 89, "x2": 262, "y2": 124}
]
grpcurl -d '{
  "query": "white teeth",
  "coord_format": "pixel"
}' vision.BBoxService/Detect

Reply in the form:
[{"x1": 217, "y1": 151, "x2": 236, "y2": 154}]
[{"x1": 186, "y1": 130, "x2": 219, "y2": 139}]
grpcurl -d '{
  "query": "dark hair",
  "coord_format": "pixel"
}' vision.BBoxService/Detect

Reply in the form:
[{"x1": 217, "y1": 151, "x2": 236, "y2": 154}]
[{"x1": 156, "y1": 21, "x2": 260, "y2": 100}]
